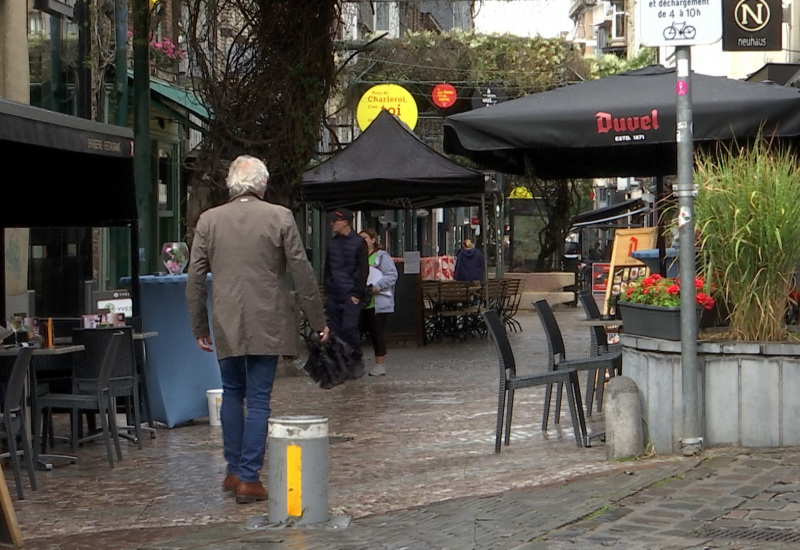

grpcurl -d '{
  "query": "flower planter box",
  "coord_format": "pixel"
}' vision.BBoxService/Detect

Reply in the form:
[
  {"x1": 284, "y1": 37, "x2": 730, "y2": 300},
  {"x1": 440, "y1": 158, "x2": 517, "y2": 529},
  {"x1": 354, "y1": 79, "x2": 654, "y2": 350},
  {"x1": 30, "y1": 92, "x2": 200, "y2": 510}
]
[
  {"x1": 623, "y1": 335, "x2": 800, "y2": 453},
  {"x1": 618, "y1": 302, "x2": 700, "y2": 341}
]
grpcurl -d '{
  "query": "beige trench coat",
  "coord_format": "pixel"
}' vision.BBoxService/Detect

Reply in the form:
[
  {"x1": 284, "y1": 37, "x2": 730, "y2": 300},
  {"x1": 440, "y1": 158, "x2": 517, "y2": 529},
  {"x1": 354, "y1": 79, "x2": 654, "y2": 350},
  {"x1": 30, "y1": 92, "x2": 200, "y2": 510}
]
[{"x1": 186, "y1": 195, "x2": 326, "y2": 360}]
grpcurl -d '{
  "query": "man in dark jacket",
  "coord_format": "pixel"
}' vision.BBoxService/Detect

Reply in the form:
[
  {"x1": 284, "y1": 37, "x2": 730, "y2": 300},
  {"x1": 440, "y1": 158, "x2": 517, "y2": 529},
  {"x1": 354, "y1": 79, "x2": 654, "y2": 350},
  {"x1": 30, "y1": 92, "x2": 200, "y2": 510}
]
[{"x1": 324, "y1": 208, "x2": 369, "y2": 377}]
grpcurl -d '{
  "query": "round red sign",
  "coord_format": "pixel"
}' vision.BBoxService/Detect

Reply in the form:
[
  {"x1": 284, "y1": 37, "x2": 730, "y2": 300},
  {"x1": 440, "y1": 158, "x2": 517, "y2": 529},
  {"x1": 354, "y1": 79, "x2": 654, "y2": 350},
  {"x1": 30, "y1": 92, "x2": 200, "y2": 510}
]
[{"x1": 432, "y1": 83, "x2": 457, "y2": 109}]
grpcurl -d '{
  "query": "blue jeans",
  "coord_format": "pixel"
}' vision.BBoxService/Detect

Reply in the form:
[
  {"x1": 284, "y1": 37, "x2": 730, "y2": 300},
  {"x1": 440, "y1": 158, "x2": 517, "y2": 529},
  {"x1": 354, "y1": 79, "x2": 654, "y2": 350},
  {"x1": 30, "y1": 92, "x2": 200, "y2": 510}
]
[{"x1": 218, "y1": 355, "x2": 278, "y2": 483}]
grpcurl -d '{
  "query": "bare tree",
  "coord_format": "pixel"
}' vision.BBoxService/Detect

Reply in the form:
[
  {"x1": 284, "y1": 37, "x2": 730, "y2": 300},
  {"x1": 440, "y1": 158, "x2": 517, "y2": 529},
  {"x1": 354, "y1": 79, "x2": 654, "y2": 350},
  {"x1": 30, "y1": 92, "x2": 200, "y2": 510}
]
[{"x1": 184, "y1": 0, "x2": 340, "y2": 207}]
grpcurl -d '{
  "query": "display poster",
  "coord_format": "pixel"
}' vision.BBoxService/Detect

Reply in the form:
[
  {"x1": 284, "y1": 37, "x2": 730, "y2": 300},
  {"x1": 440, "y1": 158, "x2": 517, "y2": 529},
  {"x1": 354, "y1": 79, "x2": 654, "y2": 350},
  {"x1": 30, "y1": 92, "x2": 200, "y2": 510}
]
[{"x1": 591, "y1": 263, "x2": 611, "y2": 294}]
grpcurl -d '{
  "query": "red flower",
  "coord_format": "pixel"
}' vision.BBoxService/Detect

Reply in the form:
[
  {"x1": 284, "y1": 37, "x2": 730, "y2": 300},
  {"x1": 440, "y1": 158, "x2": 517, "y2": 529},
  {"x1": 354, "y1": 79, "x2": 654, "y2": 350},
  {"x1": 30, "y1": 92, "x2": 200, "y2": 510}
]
[
  {"x1": 694, "y1": 278, "x2": 704, "y2": 289},
  {"x1": 667, "y1": 284, "x2": 680, "y2": 295},
  {"x1": 695, "y1": 292, "x2": 715, "y2": 310}
]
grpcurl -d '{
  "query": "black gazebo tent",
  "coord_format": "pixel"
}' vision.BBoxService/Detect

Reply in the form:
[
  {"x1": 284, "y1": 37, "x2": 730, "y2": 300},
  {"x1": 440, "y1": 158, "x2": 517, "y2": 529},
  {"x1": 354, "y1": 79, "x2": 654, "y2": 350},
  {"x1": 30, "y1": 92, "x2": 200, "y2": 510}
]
[
  {"x1": 300, "y1": 110, "x2": 491, "y2": 346},
  {"x1": 300, "y1": 109, "x2": 487, "y2": 209},
  {"x1": 0, "y1": 98, "x2": 139, "y2": 320}
]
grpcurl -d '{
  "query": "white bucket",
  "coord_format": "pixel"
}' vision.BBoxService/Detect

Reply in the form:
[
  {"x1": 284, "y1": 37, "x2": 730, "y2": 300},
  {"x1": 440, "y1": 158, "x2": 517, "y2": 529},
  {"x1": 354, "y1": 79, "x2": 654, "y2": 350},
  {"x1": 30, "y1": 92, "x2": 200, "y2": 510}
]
[{"x1": 206, "y1": 389, "x2": 223, "y2": 426}]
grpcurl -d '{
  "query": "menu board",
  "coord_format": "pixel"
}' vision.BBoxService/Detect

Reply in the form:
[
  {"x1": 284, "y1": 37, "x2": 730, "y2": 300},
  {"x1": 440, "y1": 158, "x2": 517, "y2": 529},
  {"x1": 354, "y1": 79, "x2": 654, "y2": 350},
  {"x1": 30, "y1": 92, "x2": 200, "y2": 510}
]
[
  {"x1": 605, "y1": 265, "x2": 651, "y2": 315},
  {"x1": 603, "y1": 227, "x2": 657, "y2": 315}
]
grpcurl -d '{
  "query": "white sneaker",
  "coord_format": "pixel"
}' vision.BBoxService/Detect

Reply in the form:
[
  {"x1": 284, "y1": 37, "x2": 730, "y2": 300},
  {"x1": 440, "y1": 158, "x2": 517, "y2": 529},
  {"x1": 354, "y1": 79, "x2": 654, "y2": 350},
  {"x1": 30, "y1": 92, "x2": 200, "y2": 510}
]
[{"x1": 369, "y1": 364, "x2": 386, "y2": 376}]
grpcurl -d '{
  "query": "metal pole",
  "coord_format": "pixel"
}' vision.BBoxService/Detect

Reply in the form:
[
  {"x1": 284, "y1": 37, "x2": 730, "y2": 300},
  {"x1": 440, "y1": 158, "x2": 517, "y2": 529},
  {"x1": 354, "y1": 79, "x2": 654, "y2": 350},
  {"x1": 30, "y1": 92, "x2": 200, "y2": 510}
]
[
  {"x1": 481, "y1": 193, "x2": 489, "y2": 306},
  {"x1": 114, "y1": 0, "x2": 129, "y2": 127},
  {"x1": 133, "y1": 0, "x2": 155, "y2": 274},
  {"x1": 494, "y1": 174, "x2": 504, "y2": 279},
  {"x1": 675, "y1": 46, "x2": 702, "y2": 456},
  {"x1": 74, "y1": 0, "x2": 91, "y2": 119}
]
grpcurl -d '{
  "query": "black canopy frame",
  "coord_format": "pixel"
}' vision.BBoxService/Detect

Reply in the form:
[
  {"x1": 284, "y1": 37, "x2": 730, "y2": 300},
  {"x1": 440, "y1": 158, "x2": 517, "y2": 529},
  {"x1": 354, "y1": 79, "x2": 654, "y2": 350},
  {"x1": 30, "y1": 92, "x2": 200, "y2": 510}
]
[{"x1": 0, "y1": 98, "x2": 140, "y2": 320}]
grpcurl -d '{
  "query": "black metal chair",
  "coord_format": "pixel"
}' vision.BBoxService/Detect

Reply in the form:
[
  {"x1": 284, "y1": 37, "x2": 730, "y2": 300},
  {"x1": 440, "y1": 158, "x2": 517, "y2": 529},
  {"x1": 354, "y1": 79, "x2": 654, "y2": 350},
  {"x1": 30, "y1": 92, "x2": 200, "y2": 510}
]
[
  {"x1": 483, "y1": 310, "x2": 587, "y2": 452},
  {"x1": 533, "y1": 299, "x2": 622, "y2": 418},
  {"x1": 578, "y1": 290, "x2": 623, "y2": 358},
  {"x1": 34, "y1": 331, "x2": 124, "y2": 467},
  {"x1": 0, "y1": 347, "x2": 37, "y2": 499},
  {"x1": 124, "y1": 317, "x2": 157, "y2": 440},
  {"x1": 72, "y1": 327, "x2": 143, "y2": 450},
  {"x1": 501, "y1": 278, "x2": 524, "y2": 333}
]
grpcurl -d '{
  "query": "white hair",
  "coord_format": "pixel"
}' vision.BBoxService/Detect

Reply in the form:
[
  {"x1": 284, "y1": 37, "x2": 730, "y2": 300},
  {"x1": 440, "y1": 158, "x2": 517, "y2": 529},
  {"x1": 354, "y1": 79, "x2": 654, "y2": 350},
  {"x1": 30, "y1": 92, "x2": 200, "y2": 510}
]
[{"x1": 226, "y1": 155, "x2": 269, "y2": 198}]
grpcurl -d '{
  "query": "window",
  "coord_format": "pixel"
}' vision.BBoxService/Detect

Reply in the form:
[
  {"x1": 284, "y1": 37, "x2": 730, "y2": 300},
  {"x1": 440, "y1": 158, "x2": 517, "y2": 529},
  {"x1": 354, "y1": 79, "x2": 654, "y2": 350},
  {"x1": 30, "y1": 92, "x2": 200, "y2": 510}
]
[
  {"x1": 29, "y1": 11, "x2": 44, "y2": 33},
  {"x1": 610, "y1": 0, "x2": 626, "y2": 40},
  {"x1": 373, "y1": 2, "x2": 399, "y2": 36},
  {"x1": 375, "y1": 3, "x2": 391, "y2": 31}
]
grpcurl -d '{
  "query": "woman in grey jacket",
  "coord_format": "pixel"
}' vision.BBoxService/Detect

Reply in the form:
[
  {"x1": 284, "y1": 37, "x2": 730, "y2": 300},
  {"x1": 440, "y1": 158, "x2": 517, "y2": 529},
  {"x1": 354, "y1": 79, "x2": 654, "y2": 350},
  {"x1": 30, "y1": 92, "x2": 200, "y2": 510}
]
[{"x1": 359, "y1": 228, "x2": 398, "y2": 376}]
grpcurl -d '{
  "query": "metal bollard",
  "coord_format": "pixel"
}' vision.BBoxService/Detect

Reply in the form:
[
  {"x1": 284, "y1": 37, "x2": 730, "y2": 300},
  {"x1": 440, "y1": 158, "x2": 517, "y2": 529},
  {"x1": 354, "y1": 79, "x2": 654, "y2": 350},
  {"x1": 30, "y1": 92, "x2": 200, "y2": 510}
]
[{"x1": 267, "y1": 415, "x2": 329, "y2": 525}]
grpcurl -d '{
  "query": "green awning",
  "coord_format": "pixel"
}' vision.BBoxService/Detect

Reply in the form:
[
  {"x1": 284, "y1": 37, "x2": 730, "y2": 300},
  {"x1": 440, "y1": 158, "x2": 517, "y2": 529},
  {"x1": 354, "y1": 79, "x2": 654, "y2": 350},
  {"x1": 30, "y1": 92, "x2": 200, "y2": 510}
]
[
  {"x1": 149, "y1": 78, "x2": 210, "y2": 120},
  {"x1": 127, "y1": 70, "x2": 210, "y2": 121}
]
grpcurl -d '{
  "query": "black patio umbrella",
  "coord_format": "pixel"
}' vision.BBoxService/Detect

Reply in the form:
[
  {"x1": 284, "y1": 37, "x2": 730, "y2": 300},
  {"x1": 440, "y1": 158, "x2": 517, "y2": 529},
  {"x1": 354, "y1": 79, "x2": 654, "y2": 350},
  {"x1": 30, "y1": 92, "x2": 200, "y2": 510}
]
[{"x1": 443, "y1": 65, "x2": 800, "y2": 179}]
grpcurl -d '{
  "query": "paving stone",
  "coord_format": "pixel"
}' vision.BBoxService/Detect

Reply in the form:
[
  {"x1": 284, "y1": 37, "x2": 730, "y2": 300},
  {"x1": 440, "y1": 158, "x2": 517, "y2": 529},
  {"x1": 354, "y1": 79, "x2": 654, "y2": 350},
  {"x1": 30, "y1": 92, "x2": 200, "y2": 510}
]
[
  {"x1": 14, "y1": 309, "x2": 800, "y2": 550},
  {"x1": 749, "y1": 510, "x2": 800, "y2": 521}
]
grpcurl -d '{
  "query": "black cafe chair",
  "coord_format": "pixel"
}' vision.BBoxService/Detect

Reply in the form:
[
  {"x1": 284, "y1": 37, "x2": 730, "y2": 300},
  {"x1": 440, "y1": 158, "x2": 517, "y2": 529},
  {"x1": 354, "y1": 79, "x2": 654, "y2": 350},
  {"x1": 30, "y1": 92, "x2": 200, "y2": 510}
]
[
  {"x1": 0, "y1": 347, "x2": 37, "y2": 499},
  {"x1": 577, "y1": 290, "x2": 623, "y2": 357},
  {"x1": 72, "y1": 327, "x2": 143, "y2": 450},
  {"x1": 533, "y1": 300, "x2": 622, "y2": 419},
  {"x1": 35, "y1": 331, "x2": 124, "y2": 467},
  {"x1": 483, "y1": 310, "x2": 587, "y2": 452}
]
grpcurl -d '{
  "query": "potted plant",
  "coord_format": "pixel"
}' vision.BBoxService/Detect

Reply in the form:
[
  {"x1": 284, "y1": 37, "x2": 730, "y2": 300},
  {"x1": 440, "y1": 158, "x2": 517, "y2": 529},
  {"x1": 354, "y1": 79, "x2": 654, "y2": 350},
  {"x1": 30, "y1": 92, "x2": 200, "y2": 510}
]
[
  {"x1": 617, "y1": 274, "x2": 715, "y2": 340},
  {"x1": 694, "y1": 139, "x2": 800, "y2": 341}
]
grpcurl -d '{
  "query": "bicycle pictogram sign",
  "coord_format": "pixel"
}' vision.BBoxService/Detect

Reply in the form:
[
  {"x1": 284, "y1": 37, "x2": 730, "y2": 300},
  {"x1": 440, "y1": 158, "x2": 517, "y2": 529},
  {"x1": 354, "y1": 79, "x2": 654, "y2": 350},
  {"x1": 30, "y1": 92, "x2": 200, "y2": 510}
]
[{"x1": 663, "y1": 21, "x2": 697, "y2": 39}]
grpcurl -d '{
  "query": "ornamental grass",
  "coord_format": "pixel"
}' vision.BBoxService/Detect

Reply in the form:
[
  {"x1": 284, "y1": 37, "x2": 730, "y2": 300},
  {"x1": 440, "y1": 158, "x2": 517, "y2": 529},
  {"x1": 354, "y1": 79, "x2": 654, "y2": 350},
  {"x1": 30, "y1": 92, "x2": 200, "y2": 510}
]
[{"x1": 694, "y1": 139, "x2": 800, "y2": 341}]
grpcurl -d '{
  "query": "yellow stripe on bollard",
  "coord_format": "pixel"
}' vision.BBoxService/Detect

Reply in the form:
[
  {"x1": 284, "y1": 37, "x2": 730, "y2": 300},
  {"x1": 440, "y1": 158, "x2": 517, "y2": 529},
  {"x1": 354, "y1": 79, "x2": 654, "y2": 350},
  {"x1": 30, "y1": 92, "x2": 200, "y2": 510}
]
[{"x1": 286, "y1": 444, "x2": 302, "y2": 516}]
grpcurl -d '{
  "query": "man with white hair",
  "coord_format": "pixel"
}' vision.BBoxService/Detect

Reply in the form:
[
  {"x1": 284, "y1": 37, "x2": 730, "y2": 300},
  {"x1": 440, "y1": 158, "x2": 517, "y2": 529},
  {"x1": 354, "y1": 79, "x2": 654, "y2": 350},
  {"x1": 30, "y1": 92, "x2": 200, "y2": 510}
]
[{"x1": 187, "y1": 155, "x2": 329, "y2": 504}]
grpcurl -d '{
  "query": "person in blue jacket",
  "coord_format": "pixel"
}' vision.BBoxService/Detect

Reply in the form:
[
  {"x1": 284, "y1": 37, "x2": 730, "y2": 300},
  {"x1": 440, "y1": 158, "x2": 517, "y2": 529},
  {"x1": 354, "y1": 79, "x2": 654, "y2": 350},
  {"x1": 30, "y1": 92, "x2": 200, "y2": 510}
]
[
  {"x1": 359, "y1": 228, "x2": 398, "y2": 376},
  {"x1": 454, "y1": 239, "x2": 485, "y2": 282},
  {"x1": 324, "y1": 208, "x2": 369, "y2": 378}
]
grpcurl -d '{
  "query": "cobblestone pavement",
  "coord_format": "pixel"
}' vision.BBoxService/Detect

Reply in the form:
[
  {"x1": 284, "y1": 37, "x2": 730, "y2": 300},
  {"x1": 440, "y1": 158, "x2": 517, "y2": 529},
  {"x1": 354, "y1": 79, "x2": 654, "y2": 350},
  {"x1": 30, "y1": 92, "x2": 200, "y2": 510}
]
[{"x1": 10, "y1": 307, "x2": 800, "y2": 549}]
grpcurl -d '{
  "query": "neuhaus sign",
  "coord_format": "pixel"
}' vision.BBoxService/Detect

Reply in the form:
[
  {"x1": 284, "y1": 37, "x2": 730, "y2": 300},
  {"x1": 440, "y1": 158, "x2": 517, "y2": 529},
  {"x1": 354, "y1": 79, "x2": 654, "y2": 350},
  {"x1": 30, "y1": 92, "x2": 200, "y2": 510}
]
[{"x1": 722, "y1": 0, "x2": 781, "y2": 51}]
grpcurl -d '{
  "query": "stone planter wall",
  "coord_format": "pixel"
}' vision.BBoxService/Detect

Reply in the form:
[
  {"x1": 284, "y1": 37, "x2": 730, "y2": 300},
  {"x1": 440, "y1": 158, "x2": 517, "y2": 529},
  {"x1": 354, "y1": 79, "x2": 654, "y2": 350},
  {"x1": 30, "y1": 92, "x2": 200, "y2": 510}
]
[{"x1": 623, "y1": 334, "x2": 800, "y2": 454}]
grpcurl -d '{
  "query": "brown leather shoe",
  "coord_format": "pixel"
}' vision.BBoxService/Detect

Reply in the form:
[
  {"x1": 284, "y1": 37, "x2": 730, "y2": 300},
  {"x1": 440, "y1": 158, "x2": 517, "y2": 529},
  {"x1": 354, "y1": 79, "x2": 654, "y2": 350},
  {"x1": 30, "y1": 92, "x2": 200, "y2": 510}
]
[
  {"x1": 222, "y1": 474, "x2": 239, "y2": 492},
  {"x1": 235, "y1": 481, "x2": 268, "y2": 504}
]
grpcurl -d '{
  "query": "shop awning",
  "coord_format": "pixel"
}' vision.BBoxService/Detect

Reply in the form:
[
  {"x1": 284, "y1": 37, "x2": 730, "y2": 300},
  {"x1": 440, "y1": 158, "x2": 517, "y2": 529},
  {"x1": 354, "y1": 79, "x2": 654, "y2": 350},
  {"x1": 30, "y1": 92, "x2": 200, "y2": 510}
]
[
  {"x1": 148, "y1": 78, "x2": 210, "y2": 120},
  {"x1": 0, "y1": 98, "x2": 140, "y2": 319},
  {"x1": 127, "y1": 71, "x2": 210, "y2": 127},
  {"x1": 0, "y1": 98, "x2": 136, "y2": 227},
  {"x1": 570, "y1": 198, "x2": 648, "y2": 228}
]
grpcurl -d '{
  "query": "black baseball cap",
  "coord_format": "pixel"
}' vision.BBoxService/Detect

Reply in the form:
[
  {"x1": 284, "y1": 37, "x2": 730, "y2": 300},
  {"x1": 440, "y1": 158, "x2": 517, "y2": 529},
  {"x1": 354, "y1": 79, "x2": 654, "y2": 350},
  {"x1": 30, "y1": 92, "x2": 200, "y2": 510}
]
[{"x1": 327, "y1": 208, "x2": 354, "y2": 223}]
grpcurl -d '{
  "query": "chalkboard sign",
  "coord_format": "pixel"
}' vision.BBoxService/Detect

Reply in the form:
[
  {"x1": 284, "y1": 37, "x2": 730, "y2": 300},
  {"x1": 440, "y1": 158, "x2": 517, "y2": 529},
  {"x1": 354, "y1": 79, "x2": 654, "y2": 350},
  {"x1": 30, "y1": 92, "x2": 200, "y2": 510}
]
[{"x1": 384, "y1": 260, "x2": 424, "y2": 346}]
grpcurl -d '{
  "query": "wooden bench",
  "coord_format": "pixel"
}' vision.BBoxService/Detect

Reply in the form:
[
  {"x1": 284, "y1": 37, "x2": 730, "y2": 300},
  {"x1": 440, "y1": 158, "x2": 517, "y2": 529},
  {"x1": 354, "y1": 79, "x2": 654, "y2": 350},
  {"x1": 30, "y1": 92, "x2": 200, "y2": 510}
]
[{"x1": 504, "y1": 272, "x2": 576, "y2": 309}]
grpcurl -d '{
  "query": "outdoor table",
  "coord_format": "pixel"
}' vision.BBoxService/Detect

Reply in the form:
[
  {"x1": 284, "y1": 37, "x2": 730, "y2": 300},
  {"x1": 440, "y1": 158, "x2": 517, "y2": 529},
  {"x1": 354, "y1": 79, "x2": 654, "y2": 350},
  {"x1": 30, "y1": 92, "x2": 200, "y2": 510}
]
[
  {"x1": 0, "y1": 344, "x2": 85, "y2": 469},
  {"x1": 421, "y1": 280, "x2": 482, "y2": 341},
  {"x1": 579, "y1": 318, "x2": 623, "y2": 327}
]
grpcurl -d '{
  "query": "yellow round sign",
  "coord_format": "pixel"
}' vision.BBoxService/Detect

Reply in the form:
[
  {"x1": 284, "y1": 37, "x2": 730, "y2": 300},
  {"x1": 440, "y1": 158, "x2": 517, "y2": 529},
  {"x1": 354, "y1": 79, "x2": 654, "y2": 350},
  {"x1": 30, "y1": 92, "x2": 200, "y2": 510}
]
[
  {"x1": 356, "y1": 84, "x2": 418, "y2": 131},
  {"x1": 509, "y1": 186, "x2": 533, "y2": 199}
]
